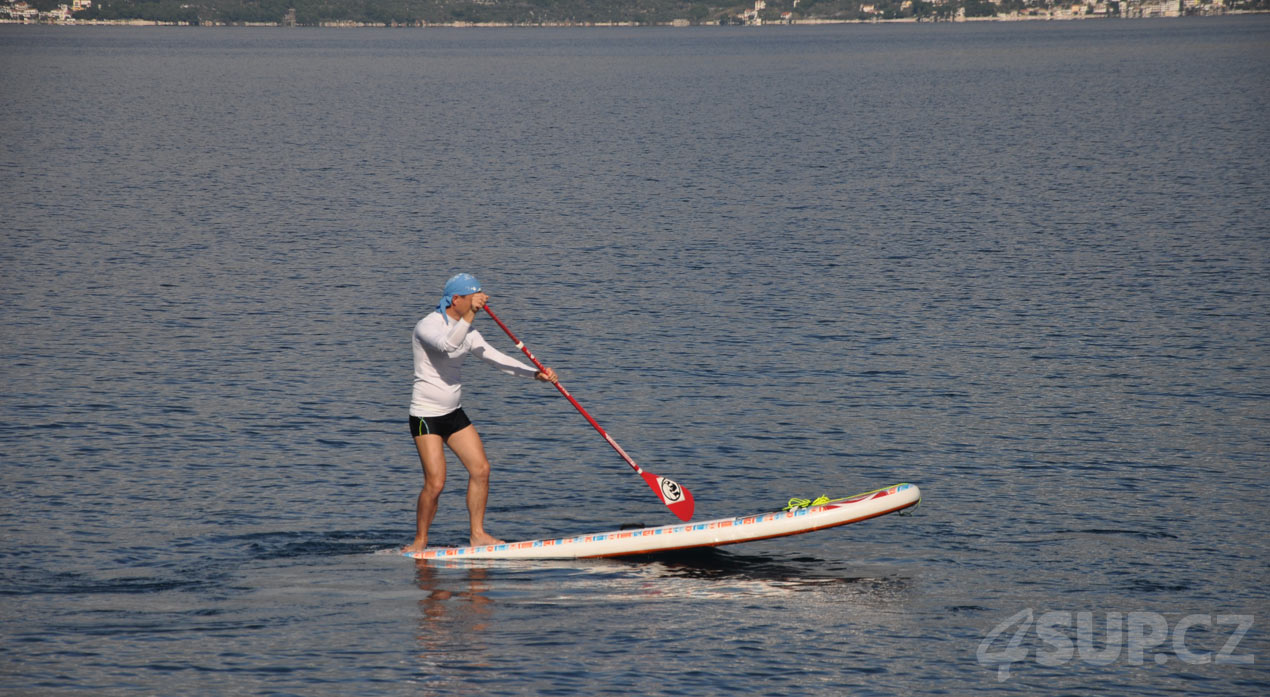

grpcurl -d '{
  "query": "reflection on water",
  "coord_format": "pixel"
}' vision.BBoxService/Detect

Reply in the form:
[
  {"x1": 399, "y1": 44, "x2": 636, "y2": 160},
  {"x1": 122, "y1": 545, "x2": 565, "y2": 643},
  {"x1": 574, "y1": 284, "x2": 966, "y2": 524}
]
[
  {"x1": 414, "y1": 560, "x2": 494, "y2": 652},
  {"x1": 406, "y1": 549, "x2": 914, "y2": 606},
  {"x1": 410, "y1": 561, "x2": 497, "y2": 694},
  {"x1": 402, "y1": 550, "x2": 924, "y2": 697}
]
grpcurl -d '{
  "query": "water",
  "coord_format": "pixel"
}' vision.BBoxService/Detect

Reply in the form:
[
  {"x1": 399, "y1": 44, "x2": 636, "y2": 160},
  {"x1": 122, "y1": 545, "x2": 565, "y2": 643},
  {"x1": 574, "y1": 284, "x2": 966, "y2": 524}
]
[{"x1": 2, "y1": 18, "x2": 1268, "y2": 696}]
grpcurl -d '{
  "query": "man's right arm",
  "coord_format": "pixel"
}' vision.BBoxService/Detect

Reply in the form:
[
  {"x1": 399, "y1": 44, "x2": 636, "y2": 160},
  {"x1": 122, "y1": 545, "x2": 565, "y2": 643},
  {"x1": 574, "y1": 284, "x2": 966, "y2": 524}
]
[{"x1": 415, "y1": 315, "x2": 471, "y2": 354}]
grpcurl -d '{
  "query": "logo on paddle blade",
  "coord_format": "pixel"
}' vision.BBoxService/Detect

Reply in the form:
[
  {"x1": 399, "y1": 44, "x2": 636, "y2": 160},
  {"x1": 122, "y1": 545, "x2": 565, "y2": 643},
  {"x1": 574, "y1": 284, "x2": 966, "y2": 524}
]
[{"x1": 658, "y1": 477, "x2": 684, "y2": 503}]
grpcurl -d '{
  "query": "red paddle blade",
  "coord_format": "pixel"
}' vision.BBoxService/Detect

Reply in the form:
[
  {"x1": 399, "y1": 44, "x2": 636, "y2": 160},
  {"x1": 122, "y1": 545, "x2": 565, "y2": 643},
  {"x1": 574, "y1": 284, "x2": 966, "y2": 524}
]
[
  {"x1": 667, "y1": 485, "x2": 695, "y2": 522},
  {"x1": 641, "y1": 470, "x2": 695, "y2": 522}
]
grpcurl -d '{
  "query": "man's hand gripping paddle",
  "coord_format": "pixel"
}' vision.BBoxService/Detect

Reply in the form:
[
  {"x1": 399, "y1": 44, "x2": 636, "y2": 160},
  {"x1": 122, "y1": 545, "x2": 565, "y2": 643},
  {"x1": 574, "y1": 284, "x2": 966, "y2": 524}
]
[{"x1": 483, "y1": 305, "x2": 695, "y2": 522}]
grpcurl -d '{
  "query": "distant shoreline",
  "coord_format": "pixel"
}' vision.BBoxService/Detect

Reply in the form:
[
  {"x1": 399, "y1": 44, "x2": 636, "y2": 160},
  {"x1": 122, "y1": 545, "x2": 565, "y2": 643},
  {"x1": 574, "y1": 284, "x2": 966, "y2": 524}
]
[{"x1": 4, "y1": 11, "x2": 1267, "y2": 28}]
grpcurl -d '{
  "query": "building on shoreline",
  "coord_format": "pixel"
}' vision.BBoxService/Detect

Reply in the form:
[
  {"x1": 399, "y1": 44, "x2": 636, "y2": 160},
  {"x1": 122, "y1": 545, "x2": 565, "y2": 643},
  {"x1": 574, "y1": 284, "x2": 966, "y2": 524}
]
[{"x1": 2, "y1": 0, "x2": 90, "y2": 23}]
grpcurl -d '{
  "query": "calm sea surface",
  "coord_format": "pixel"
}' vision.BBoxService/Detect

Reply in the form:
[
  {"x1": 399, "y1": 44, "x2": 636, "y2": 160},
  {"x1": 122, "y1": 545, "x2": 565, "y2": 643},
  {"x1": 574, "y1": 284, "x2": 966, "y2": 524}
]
[{"x1": 2, "y1": 18, "x2": 1268, "y2": 696}]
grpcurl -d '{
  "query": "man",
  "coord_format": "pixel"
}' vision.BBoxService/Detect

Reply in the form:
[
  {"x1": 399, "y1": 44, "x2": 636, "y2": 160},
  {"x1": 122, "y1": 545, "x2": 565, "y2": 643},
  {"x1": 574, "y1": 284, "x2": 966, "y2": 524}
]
[{"x1": 404, "y1": 273, "x2": 557, "y2": 554}]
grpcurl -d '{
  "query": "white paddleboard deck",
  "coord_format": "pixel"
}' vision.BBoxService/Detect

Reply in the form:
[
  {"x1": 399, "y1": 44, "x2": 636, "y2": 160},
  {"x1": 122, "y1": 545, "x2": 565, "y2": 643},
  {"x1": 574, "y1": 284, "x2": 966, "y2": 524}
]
[{"x1": 403, "y1": 482, "x2": 920, "y2": 561}]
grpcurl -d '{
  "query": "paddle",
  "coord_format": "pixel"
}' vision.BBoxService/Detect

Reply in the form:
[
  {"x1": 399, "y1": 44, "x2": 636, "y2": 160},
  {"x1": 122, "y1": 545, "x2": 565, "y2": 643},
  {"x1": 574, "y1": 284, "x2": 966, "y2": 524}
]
[{"x1": 482, "y1": 305, "x2": 695, "y2": 522}]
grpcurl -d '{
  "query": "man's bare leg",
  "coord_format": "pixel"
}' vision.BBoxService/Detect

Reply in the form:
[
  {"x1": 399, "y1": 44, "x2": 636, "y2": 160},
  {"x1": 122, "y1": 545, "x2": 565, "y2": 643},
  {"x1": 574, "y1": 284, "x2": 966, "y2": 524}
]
[
  {"x1": 403, "y1": 434, "x2": 447, "y2": 554},
  {"x1": 445, "y1": 425, "x2": 504, "y2": 547}
]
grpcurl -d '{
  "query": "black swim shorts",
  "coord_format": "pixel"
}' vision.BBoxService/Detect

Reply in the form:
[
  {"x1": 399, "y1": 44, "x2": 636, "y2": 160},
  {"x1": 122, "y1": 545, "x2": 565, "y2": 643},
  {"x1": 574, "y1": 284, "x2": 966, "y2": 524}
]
[{"x1": 409, "y1": 409, "x2": 472, "y2": 439}]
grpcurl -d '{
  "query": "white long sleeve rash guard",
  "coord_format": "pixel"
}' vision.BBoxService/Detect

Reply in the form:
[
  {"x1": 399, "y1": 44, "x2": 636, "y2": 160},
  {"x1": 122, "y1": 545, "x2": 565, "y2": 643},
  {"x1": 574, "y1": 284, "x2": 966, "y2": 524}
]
[{"x1": 410, "y1": 311, "x2": 539, "y2": 418}]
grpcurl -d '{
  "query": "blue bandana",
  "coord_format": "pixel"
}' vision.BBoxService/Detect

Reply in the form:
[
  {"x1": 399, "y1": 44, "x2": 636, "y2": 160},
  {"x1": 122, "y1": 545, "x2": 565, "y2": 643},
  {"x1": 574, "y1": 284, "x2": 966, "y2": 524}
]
[{"x1": 437, "y1": 273, "x2": 481, "y2": 323}]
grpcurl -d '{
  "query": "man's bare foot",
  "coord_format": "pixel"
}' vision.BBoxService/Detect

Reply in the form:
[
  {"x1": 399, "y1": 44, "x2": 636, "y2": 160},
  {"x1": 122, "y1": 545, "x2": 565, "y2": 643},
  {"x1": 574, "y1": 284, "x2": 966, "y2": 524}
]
[
  {"x1": 402, "y1": 540, "x2": 428, "y2": 555},
  {"x1": 470, "y1": 532, "x2": 504, "y2": 547}
]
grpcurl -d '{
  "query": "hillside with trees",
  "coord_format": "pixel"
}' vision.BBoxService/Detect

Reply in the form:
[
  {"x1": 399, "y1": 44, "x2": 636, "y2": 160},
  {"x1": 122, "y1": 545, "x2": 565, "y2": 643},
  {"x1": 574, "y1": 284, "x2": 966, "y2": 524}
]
[{"x1": 77, "y1": 0, "x2": 728, "y2": 25}]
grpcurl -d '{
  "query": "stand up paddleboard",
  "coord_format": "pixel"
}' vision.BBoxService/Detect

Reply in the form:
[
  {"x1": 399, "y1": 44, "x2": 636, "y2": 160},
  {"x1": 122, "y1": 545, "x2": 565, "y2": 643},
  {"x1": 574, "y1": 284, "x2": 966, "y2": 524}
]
[{"x1": 403, "y1": 482, "x2": 920, "y2": 561}]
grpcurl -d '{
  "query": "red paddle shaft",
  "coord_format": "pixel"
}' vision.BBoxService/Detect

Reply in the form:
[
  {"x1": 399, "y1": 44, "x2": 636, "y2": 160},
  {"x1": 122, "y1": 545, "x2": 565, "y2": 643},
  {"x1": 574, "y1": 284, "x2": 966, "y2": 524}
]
[{"x1": 482, "y1": 305, "x2": 695, "y2": 522}]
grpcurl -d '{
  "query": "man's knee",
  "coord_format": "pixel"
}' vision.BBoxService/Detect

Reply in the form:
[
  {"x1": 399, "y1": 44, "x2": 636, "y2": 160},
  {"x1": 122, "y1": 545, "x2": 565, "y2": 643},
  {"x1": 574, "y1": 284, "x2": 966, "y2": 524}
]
[
  {"x1": 421, "y1": 477, "x2": 446, "y2": 499},
  {"x1": 466, "y1": 461, "x2": 490, "y2": 483}
]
